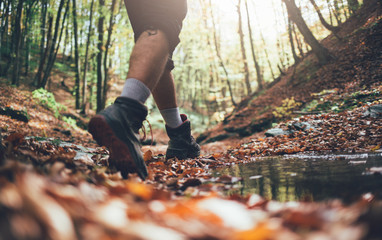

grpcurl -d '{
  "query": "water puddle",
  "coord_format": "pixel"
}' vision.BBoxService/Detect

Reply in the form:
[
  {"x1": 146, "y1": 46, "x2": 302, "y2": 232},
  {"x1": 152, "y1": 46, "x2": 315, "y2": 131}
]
[{"x1": 214, "y1": 152, "x2": 382, "y2": 203}]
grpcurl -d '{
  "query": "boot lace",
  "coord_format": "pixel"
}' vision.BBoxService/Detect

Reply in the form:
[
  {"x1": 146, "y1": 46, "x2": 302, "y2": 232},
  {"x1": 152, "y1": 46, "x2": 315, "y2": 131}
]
[{"x1": 140, "y1": 119, "x2": 154, "y2": 146}]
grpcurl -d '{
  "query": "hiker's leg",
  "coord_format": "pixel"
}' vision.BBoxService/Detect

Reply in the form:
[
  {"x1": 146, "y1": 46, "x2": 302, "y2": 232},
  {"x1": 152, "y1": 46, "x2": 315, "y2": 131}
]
[
  {"x1": 152, "y1": 69, "x2": 177, "y2": 110},
  {"x1": 126, "y1": 30, "x2": 169, "y2": 91},
  {"x1": 122, "y1": 0, "x2": 187, "y2": 99}
]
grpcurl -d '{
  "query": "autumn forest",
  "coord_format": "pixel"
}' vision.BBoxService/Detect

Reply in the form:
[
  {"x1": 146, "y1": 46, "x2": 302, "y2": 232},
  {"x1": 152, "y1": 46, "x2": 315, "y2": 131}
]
[{"x1": 0, "y1": 0, "x2": 382, "y2": 239}]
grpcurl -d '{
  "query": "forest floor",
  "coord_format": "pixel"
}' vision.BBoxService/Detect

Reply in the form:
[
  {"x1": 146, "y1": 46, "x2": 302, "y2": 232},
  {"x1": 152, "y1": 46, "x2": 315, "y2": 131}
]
[{"x1": 0, "y1": 2, "x2": 382, "y2": 240}]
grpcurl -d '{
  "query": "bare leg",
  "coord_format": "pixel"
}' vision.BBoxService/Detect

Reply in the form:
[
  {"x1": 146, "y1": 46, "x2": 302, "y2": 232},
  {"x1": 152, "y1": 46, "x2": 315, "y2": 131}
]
[
  {"x1": 152, "y1": 69, "x2": 178, "y2": 110},
  {"x1": 127, "y1": 29, "x2": 170, "y2": 90}
]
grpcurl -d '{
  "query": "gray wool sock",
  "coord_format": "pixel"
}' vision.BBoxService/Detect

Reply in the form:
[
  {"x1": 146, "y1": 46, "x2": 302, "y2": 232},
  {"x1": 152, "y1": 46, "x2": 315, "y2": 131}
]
[
  {"x1": 160, "y1": 107, "x2": 183, "y2": 128},
  {"x1": 121, "y1": 78, "x2": 151, "y2": 104}
]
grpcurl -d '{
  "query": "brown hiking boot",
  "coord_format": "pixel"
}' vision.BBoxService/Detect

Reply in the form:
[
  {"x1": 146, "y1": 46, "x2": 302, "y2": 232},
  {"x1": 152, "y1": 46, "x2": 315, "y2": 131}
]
[
  {"x1": 88, "y1": 97, "x2": 148, "y2": 180},
  {"x1": 166, "y1": 114, "x2": 201, "y2": 159}
]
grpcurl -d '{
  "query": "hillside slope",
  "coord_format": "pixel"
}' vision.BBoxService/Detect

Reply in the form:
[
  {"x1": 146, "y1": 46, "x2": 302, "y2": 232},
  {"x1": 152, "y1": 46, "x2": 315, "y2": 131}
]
[{"x1": 198, "y1": 0, "x2": 382, "y2": 144}]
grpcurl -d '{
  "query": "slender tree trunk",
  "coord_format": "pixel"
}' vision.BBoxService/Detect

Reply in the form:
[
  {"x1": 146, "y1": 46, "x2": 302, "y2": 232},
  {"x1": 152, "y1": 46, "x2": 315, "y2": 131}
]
[
  {"x1": 333, "y1": 0, "x2": 342, "y2": 24},
  {"x1": 244, "y1": 0, "x2": 263, "y2": 91},
  {"x1": 340, "y1": 0, "x2": 349, "y2": 19},
  {"x1": 254, "y1": 3, "x2": 276, "y2": 81},
  {"x1": 288, "y1": 18, "x2": 301, "y2": 64},
  {"x1": 11, "y1": 0, "x2": 24, "y2": 86},
  {"x1": 72, "y1": 0, "x2": 81, "y2": 109},
  {"x1": 309, "y1": 0, "x2": 339, "y2": 32},
  {"x1": 23, "y1": 1, "x2": 37, "y2": 77},
  {"x1": 0, "y1": 0, "x2": 11, "y2": 77},
  {"x1": 282, "y1": 0, "x2": 333, "y2": 65},
  {"x1": 34, "y1": 0, "x2": 48, "y2": 85},
  {"x1": 39, "y1": 0, "x2": 68, "y2": 89},
  {"x1": 63, "y1": 22, "x2": 69, "y2": 61},
  {"x1": 81, "y1": 0, "x2": 95, "y2": 114},
  {"x1": 347, "y1": 0, "x2": 359, "y2": 14},
  {"x1": 96, "y1": 0, "x2": 105, "y2": 112},
  {"x1": 24, "y1": 17, "x2": 30, "y2": 76},
  {"x1": 207, "y1": 0, "x2": 236, "y2": 106},
  {"x1": 325, "y1": 0, "x2": 334, "y2": 25},
  {"x1": 35, "y1": 15, "x2": 52, "y2": 87},
  {"x1": 102, "y1": 0, "x2": 117, "y2": 108},
  {"x1": 237, "y1": 0, "x2": 251, "y2": 95},
  {"x1": 292, "y1": 23, "x2": 305, "y2": 58},
  {"x1": 279, "y1": 0, "x2": 290, "y2": 67}
]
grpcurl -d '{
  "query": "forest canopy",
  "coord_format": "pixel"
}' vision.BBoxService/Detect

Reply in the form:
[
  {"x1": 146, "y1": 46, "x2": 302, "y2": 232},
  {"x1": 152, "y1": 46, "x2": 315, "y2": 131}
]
[{"x1": 0, "y1": 0, "x2": 361, "y2": 122}]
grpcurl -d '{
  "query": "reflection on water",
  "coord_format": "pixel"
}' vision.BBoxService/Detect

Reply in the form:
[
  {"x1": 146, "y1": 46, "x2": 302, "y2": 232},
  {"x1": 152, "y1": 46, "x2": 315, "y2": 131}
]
[{"x1": 214, "y1": 153, "x2": 382, "y2": 203}]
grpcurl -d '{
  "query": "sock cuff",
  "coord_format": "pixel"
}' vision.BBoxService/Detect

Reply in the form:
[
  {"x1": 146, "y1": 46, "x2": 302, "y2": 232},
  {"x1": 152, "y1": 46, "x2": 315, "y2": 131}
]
[
  {"x1": 160, "y1": 107, "x2": 180, "y2": 115},
  {"x1": 121, "y1": 78, "x2": 151, "y2": 103},
  {"x1": 160, "y1": 107, "x2": 183, "y2": 128}
]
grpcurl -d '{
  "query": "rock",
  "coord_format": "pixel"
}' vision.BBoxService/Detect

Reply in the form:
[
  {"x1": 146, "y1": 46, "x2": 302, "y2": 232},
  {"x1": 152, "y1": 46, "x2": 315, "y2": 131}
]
[
  {"x1": 364, "y1": 104, "x2": 382, "y2": 118},
  {"x1": 265, "y1": 128, "x2": 293, "y2": 137},
  {"x1": 289, "y1": 122, "x2": 315, "y2": 131}
]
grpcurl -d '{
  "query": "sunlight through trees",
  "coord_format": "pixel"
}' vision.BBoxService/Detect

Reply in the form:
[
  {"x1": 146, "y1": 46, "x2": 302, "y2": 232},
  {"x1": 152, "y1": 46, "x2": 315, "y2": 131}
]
[{"x1": 0, "y1": 0, "x2": 358, "y2": 122}]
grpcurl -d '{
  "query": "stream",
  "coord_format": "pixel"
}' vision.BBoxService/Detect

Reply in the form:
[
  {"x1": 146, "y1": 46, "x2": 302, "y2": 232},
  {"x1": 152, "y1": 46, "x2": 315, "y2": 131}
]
[{"x1": 215, "y1": 152, "x2": 382, "y2": 203}]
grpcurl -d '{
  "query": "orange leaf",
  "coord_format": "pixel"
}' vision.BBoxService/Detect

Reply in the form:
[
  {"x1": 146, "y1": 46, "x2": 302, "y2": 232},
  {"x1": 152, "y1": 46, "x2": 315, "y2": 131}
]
[
  {"x1": 143, "y1": 150, "x2": 153, "y2": 161},
  {"x1": 234, "y1": 223, "x2": 274, "y2": 240},
  {"x1": 371, "y1": 145, "x2": 380, "y2": 152},
  {"x1": 125, "y1": 182, "x2": 152, "y2": 200}
]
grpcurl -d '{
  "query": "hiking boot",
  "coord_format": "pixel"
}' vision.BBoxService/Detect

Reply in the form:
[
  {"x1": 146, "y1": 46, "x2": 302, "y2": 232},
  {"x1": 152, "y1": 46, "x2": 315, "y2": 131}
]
[
  {"x1": 166, "y1": 114, "x2": 201, "y2": 159},
  {"x1": 88, "y1": 97, "x2": 148, "y2": 180}
]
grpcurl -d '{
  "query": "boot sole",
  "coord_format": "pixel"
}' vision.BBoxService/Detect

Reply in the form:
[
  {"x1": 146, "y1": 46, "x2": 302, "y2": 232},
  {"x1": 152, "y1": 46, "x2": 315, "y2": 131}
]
[
  {"x1": 166, "y1": 149, "x2": 200, "y2": 160},
  {"x1": 88, "y1": 115, "x2": 146, "y2": 179}
]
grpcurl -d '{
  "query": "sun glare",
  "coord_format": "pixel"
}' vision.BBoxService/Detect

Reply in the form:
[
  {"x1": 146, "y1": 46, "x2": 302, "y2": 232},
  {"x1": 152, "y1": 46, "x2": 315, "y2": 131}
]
[{"x1": 205, "y1": 0, "x2": 280, "y2": 42}]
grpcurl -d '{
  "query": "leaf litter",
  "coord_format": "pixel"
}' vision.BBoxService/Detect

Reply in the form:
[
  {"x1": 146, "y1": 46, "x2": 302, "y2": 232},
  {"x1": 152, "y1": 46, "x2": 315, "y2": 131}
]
[{"x1": 1, "y1": 100, "x2": 382, "y2": 239}]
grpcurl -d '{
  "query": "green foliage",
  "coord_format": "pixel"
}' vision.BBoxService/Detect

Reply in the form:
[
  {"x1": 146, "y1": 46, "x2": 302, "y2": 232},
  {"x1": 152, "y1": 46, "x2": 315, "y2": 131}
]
[
  {"x1": 62, "y1": 116, "x2": 77, "y2": 128},
  {"x1": 273, "y1": 97, "x2": 301, "y2": 119},
  {"x1": 32, "y1": 88, "x2": 66, "y2": 118}
]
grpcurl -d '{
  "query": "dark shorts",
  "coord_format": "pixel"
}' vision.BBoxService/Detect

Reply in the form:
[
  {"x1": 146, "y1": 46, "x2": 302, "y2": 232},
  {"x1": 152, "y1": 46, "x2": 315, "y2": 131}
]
[{"x1": 124, "y1": 0, "x2": 187, "y2": 70}]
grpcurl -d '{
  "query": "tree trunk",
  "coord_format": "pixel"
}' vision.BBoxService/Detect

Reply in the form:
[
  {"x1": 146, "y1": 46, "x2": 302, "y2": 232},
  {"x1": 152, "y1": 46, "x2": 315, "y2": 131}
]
[
  {"x1": 0, "y1": 0, "x2": 11, "y2": 77},
  {"x1": 96, "y1": 0, "x2": 105, "y2": 112},
  {"x1": 72, "y1": 0, "x2": 81, "y2": 109},
  {"x1": 347, "y1": 0, "x2": 359, "y2": 14},
  {"x1": 288, "y1": 18, "x2": 301, "y2": 64},
  {"x1": 282, "y1": 0, "x2": 333, "y2": 65},
  {"x1": 207, "y1": 0, "x2": 236, "y2": 107},
  {"x1": 81, "y1": 0, "x2": 95, "y2": 114},
  {"x1": 340, "y1": 0, "x2": 349, "y2": 19},
  {"x1": 237, "y1": 0, "x2": 251, "y2": 95},
  {"x1": 292, "y1": 23, "x2": 304, "y2": 58},
  {"x1": 34, "y1": 0, "x2": 48, "y2": 85},
  {"x1": 254, "y1": 2, "x2": 276, "y2": 81},
  {"x1": 325, "y1": 0, "x2": 334, "y2": 25},
  {"x1": 39, "y1": 0, "x2": 68, "y2": 89},
  {"x1": 279, "y1": 1, "x2": 290, "y2": 68},
  {"x1": 24, "y1": 21, "x2": 30, "y2": 76},
  {"x1": 333, "y1": 0, "x2": 342, "y2": 24},
  {"x1": 102, "y1": 0, "x2": 117, "y2": 108},
  {"x1": 35, "y1": 15, "x2": 52, "y2": 87},
  {"x1": 308, "y1": 0, "x2": 339, "y2": 32},
  {"x1": 23, "y1": 0, "x2": 37, "y2": 77},
  {"x1": 11, "y1": 0, "x2": 24, "y2": 86},
  {"x1": 244, "y1": 0, "x2": 263, "y2": 91},
  {"x1": 63, "y1": 21, "x2": 69, "y2": 61}
]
